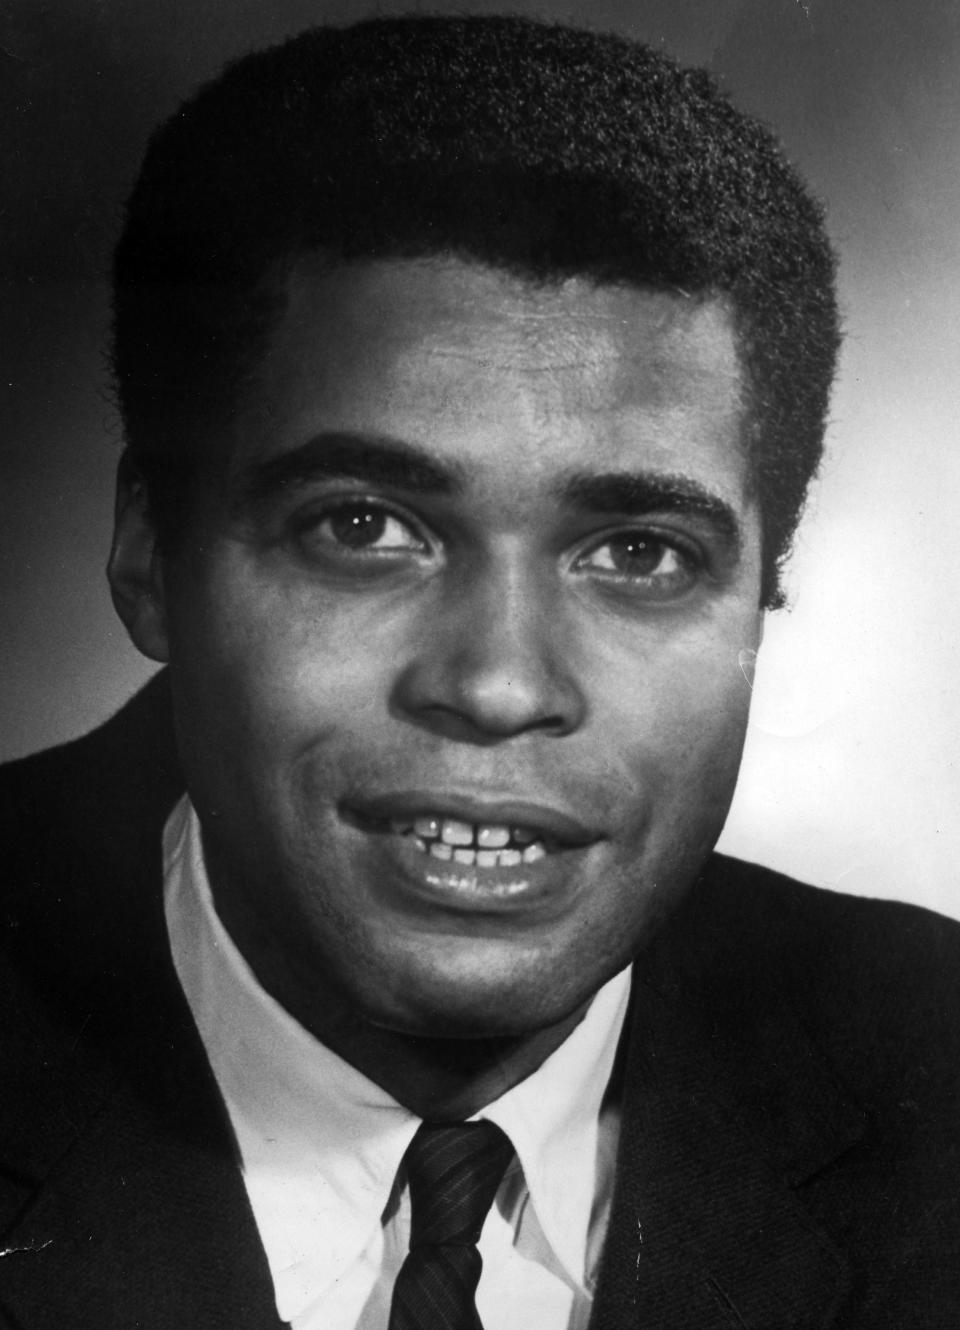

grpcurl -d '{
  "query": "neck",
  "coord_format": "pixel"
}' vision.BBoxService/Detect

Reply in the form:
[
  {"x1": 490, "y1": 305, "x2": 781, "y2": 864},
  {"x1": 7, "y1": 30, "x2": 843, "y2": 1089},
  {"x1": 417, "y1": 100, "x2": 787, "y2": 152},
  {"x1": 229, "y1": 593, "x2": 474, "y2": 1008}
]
[{"x1": 298, "y1": 1002, "x2": 590, "y2": 1122}]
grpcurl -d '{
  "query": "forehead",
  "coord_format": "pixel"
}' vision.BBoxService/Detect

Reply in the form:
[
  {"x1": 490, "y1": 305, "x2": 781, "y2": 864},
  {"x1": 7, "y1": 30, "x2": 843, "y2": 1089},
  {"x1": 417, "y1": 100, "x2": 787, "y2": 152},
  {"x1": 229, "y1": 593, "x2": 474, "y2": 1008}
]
[{"x1": 236, "y1": 255, "x2": 747, "y2": 495}]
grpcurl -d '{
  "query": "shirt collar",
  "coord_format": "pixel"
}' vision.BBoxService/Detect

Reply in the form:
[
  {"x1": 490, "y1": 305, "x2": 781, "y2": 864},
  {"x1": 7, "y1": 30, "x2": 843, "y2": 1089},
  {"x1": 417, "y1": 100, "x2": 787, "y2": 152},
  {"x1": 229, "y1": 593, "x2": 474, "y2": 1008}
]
[
  {"x1": 481, "y1": 963, "x2": 629, "y2": 1286},
  {"x1": 164, "y1": 796, "x2": 630, "y2": 1323}
]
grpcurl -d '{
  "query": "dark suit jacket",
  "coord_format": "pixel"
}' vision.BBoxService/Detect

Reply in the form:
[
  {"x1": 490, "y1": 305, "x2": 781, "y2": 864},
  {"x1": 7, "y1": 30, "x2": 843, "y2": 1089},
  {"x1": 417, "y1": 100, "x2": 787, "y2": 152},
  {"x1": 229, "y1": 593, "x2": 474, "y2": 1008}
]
[{"x1": 2, "y1": 673, "x2": 960, "y2": 1328}]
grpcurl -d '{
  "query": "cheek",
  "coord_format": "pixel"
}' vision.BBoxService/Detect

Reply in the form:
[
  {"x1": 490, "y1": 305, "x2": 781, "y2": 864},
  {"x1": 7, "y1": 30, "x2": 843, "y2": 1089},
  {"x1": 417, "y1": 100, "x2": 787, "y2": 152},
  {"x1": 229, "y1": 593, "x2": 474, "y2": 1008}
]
[
  {"x1": 167, "y1": 561, "x2": 384, "y2": 730},
  {"x1": 591, "y1": 638, "x2": 754, "y2": 935},
  {"x1": 598, "y1": 620, "x2": 756, "y2": 774}
]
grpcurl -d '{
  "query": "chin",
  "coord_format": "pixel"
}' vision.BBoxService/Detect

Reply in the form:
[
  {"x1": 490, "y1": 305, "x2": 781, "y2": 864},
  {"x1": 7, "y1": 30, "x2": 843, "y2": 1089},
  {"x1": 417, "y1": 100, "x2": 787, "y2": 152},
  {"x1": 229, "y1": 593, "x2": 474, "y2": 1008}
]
[{"x1": 360, "y1": 953, "x2": 602, "y2": 1042}]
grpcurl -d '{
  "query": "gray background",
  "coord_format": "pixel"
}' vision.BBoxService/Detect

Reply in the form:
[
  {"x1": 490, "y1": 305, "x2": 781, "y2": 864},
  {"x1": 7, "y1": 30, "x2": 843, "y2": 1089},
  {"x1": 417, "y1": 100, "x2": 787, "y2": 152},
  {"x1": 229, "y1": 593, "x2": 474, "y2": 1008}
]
[{"x1": 3, "y1": 0, "x2": 959, "y2": 915}]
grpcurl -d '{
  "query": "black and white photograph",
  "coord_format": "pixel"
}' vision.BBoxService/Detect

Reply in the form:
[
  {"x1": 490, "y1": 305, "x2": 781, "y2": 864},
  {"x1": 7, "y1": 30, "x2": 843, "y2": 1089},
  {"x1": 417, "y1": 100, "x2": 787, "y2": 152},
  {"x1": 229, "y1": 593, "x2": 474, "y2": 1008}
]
[{"x1": 2, "y1": 3, "x2": 959, "y2": 1326}]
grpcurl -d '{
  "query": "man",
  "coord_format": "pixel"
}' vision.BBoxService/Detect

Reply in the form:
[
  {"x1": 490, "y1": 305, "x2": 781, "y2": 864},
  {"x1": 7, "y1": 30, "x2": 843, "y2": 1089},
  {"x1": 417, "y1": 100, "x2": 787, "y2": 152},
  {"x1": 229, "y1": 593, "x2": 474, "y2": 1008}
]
[{"x1": 1, "y1": 14, "x2": 958, "y2": 1329}]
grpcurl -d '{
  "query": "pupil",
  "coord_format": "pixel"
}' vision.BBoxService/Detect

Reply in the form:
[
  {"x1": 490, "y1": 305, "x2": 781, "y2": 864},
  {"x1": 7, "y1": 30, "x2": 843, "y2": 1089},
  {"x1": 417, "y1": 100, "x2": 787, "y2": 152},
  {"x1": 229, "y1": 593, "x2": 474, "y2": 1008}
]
[
  {"x1": 611, "y1": 535, "x2": 661, "y2": 576},
  {"x1": 330, "y1": 507, "x2": 386, "y2": 548}
]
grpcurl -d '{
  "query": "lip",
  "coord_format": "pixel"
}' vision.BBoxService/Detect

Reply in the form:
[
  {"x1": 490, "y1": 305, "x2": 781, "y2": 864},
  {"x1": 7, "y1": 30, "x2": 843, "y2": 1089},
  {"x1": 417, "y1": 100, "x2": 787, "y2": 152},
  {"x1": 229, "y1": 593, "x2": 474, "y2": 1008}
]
[
  {"x1": 352, "y1": 808, "x2": 598, "y2": 918},
  {"x1": 343, "y1": 790, "x2": 602, "y2": 850}
]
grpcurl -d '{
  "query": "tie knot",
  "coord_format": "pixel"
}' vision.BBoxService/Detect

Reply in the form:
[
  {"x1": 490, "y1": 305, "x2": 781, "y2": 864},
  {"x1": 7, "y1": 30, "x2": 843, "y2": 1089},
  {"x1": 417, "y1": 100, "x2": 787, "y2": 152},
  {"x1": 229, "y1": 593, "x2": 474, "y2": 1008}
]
[{"x1": 404, "y1": 1120, "x2": 515, "y2": 1249}]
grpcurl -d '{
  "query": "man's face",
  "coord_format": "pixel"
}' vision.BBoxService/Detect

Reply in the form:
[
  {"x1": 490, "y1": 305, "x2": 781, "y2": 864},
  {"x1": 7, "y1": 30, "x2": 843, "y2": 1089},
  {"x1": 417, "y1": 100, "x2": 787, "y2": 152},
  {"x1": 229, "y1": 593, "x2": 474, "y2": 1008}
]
[{"x1": 150, "y1": 257, "x2": 763, "y2": 1040}]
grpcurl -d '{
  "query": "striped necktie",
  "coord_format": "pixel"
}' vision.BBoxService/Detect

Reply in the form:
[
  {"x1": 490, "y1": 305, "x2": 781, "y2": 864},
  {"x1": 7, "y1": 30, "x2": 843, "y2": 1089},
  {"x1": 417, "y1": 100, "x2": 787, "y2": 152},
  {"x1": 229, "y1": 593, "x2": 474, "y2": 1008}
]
[{"x1": 387, "y1": 1120, "x2": 515, "y2": 1330}]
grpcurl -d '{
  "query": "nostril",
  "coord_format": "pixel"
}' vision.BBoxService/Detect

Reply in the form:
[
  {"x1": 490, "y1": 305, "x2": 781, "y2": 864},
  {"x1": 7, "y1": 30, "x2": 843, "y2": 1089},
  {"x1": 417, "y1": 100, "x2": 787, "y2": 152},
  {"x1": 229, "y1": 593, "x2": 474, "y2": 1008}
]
[
  {"x1": 399, "y1": 695, "x2": 579, "y2": 744},
  {"x1": 391, "y1": 600, "x2": 586, "y2": 740}
]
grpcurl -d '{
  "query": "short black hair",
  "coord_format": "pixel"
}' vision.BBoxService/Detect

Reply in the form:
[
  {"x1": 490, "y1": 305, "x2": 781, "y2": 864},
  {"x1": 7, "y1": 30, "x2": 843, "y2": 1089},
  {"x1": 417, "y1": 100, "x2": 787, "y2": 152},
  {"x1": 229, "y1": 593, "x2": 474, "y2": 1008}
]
[{"x1": 113, "y1": 13, "x2": 840, "y2": 608}]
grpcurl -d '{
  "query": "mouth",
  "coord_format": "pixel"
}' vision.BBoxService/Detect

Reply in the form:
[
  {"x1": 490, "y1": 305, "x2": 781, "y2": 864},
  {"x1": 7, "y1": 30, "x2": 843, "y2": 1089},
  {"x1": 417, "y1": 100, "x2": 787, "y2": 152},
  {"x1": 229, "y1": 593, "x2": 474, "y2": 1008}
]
[{"x1": 342, "y1": 793, "x2": 601, "y2": 904}]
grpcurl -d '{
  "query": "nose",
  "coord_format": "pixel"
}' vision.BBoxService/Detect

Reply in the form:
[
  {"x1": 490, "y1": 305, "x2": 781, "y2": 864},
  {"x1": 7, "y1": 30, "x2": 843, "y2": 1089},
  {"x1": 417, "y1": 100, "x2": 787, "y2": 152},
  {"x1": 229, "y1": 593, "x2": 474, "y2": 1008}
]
[{"x1": 393, "y1": 556, "x2": 587, "y2": 743}]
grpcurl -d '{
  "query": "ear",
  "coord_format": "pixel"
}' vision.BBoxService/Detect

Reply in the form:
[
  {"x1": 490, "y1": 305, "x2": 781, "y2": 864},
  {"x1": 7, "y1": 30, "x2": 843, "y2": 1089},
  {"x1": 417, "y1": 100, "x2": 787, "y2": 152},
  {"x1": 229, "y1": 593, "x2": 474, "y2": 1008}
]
[{"x1": 107, "y1": 451, "x2": 170, "y2": 662}]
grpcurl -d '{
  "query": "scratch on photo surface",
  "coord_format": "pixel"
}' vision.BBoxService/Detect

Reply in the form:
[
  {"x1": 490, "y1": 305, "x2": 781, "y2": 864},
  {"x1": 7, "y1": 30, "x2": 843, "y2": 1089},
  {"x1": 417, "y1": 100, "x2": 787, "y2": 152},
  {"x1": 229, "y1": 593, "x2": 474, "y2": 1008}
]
[
  {"x1": 706, "y1": 1275, "x2": 749, "y2": 1329},
  {"x1": 636, "y1": 1217, "x2": 643, "y2": 1276},
  {"x1": 0, "y1": 1239, "x2": 54, "y2": 1258}
]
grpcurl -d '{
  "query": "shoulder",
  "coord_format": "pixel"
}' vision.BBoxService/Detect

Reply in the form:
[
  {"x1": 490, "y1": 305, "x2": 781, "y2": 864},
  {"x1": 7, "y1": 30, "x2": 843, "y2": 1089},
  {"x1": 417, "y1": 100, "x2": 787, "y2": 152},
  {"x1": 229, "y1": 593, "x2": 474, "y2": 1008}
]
[
  {"x1": 696, "y1": 851, "x2": 960, "y2": 962},
  {"x1": 698, "y1": 852, "x2": 960, "y2": 994},
  {"x1": 0, "y1": 668, "x2": 180, "y2": 842},
  {"x1": 0, "y1": 671, "x2": 181, "y2": 903},
  {"x1": 0, "y1": 670, "x2": 183, "y2": 1019},
  {"x1": 674, "y1": 853, "x2": 960, "y2": 1098}
]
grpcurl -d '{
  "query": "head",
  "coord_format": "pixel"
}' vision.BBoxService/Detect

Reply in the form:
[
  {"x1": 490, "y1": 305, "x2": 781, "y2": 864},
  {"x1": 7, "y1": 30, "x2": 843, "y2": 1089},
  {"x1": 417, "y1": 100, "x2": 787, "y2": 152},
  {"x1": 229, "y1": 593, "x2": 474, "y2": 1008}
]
[
  {"x1": 109, "y1": 15, "x2": 839, "y2": 1057},
  {"x1": 113, "y1": 14, "x2": 839, "y2": 609}
]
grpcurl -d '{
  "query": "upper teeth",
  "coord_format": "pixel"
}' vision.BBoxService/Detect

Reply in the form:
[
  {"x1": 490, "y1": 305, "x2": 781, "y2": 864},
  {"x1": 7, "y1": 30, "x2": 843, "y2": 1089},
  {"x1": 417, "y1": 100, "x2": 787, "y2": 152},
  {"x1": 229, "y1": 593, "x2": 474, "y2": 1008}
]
[{"x1": 390, "y1": 816, "x2": 547, "y2": 865}]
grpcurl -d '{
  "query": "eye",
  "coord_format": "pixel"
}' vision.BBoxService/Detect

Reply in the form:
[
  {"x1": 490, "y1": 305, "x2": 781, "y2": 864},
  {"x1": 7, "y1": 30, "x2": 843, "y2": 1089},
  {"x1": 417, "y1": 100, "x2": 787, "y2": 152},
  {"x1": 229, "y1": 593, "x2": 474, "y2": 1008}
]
[
  {"x1": 293, "y1": 499, "x2": 429, "y2": 562},
  {"x1": 573, "y1": 531, "x2": 698, "y2": 599}
]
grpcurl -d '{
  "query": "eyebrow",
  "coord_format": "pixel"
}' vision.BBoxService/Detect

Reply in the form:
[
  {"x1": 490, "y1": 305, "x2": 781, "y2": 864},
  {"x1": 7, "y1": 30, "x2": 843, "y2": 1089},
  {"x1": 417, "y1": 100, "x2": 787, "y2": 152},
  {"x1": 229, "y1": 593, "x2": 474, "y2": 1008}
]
[
  {"x1": 234, "y1": 432, "x2": 465, "y2": 513},
  {"x1": 234, "y1": 431, "x2": 743, "y2": 553},
  {"x1": 558, "y1": 471, "x2": 743, "y2": 552}
]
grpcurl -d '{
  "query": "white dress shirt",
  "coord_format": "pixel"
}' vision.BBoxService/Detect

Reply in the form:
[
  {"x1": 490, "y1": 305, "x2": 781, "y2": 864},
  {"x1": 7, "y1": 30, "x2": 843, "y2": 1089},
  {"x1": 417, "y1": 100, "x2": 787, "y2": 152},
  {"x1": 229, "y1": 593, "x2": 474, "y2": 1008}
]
[{"x1": 163, "y1": 796, "x2": 630, "y2": 1330}]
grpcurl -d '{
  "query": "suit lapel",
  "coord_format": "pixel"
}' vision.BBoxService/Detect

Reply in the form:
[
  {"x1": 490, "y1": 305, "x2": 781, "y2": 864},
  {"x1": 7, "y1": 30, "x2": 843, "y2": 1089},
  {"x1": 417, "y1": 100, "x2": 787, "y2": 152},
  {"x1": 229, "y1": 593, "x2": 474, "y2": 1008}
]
[
  {"x1": 0, "y1": 677, "x2": 282, "y2": 1328},
  {"x1": 0, "y1": 1017, "x2": 282, "y2": 1330},
  {"x1": 590, "y1": 871, "x2": 867, "y2": 1330}
]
